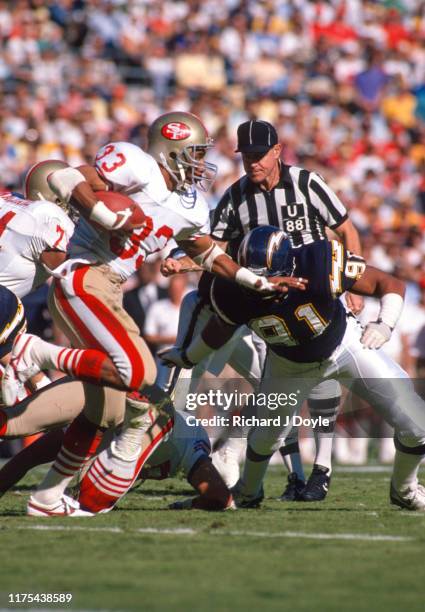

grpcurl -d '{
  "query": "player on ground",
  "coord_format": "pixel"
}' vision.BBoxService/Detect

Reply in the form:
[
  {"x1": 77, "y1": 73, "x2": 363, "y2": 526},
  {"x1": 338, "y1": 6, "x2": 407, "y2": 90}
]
[
  {"x1": 161, "y1": 226, "x2": 425, "y2": 511},
  {"x1": 0, "y1": 379, "x2": 233, "y2": 513}
]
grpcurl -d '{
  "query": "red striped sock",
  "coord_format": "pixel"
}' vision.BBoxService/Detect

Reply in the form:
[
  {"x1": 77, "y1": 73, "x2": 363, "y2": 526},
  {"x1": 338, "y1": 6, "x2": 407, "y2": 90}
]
[
  {"x1": 51, "y1": 414, "x2": 103, "y2": 479},
  {"x1": 56, "y1": 348, "x2": 108, "y2": 384},
  {"x1": 79, "y1": 414, "x2": 174, "y2": 513}
]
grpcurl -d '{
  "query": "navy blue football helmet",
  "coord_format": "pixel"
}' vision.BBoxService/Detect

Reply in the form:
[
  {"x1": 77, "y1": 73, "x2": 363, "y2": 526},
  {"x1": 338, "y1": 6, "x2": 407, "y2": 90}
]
[
  {"x1": 0, "y1": 285, "x2": 27, "y2": 359},
  {"x1": 238, "y1": 226, "x2": 294, "y2": 277}
]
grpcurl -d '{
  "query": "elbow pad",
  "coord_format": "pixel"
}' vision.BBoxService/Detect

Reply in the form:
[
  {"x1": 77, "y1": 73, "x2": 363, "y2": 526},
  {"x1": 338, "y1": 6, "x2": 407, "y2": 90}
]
[
  {"x1": 192, "y1": 243, "x2": 228, "y2": 272},
  {"x1": 48, "y1": 168, "x2": 86, "y2": 203}
]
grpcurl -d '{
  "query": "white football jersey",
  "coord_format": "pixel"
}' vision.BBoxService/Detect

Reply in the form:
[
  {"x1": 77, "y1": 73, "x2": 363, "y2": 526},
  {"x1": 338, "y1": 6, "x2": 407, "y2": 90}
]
[
  {"x1": 0, "y1": 193, "x2": 74, "y2": 298},
  {"x1": 68, "y1": 142, "x2": 210, "y2": 280},
  {"x1": 140, "y1": 412, "x2": 211, "y2": 480}
]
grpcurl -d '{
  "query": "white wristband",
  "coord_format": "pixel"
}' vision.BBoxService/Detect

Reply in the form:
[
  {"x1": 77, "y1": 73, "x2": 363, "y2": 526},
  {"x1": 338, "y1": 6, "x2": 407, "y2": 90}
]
[
  {"x1": 378, "y1": 293, "x2": 404, "y2": 329},
  {"x1": 89, "y1": 200, "x2": 118, "y2": 230},
  {"x1": 235, "y1": 267, "x2": 268, "y2": 291},
  {"x1": 48, "y1": 167, "x2": 86, "y2": 203},
  {"x1": 192, "y1": 243, "x2": 227, "y2": 272}
]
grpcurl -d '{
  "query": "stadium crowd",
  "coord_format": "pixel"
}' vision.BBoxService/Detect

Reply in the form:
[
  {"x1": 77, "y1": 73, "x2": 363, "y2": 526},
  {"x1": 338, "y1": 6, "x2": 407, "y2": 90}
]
[{"x1": 0, "y1": 0, "x2": 424, "y2": 462}]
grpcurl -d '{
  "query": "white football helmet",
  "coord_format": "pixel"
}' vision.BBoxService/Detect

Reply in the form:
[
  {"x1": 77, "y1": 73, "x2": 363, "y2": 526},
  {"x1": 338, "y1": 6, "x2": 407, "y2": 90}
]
[{"x1": 148, "y1": 111, "x2": 217, "y2": 192}]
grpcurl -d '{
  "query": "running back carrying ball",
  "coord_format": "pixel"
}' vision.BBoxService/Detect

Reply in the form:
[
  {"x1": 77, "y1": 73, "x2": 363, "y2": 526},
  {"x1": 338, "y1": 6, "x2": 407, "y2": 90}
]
[{"x1": 86, "y1": 190, "x2": 145, "y2": 231}]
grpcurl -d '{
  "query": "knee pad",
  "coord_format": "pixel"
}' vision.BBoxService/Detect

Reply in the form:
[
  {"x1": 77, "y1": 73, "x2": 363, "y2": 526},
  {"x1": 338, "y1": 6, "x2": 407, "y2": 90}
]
[
  {"x1": 394, "y1": 435, "x2": 425, "y2": 456},
  {"x1": 308, "y1": 379, "x2": 341, "y2": 401}
]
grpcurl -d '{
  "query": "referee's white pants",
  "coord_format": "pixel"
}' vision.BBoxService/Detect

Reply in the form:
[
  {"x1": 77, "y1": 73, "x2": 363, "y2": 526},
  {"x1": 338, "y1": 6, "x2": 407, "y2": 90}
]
[{"x1": 249, "y1": 316, "x2": 425, "y2": 456}]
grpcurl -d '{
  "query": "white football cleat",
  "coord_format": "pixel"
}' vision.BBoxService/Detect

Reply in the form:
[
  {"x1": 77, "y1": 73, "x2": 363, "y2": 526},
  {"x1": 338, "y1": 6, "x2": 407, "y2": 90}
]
[
  {"x1": 27, "y1": 493, "x2": 94, "y2": 517},
  {"x1": 2, "y1": 334, "x2": 41, "y2": 406},
  {"x1": 390, "y1": 482, "x2": 425, "y2": 511},
  {"x1": 1, "y1": 366, "x2": 27, "y2": 406},
  {"x1": 212, "y1": 440, "x2": 241, "y2": 488}
]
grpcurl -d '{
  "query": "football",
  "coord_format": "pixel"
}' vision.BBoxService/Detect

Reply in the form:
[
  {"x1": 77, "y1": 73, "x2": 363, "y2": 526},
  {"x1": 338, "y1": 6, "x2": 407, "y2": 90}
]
[{"x1": 93, "y1": 190, "x2": 145, "y2": 229}]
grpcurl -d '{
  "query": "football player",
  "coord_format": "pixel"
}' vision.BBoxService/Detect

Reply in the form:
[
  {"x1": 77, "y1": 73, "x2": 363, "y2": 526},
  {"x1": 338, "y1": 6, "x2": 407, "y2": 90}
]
[
  {"x1": 0, "y1": 379, "x2": 233, "y2": 514},
  {"x1": 161, "y1": 226, "x2": 425, "y2": 511},
  {"x1": 11, "y1": 112, "x2": 298, "y2": 517},
  {"x1": 0, "y1": 160, "x2": 76, "y2": 395},
  {"x1": 0, "y1": 285, "x2": 27, "y2": 382},
  {"x1": 0, "y1": 160, "x2": 74, "y2": 299}
]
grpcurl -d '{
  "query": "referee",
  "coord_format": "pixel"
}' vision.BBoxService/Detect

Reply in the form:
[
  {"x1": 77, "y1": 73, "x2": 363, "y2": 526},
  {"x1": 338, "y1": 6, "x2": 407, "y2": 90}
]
[
  {"x1": 209, "y1": 119, "x2": 363, "y2": 501},
  {"x1": 212, "y1": 120, "x2": 362, "y2": 275}
]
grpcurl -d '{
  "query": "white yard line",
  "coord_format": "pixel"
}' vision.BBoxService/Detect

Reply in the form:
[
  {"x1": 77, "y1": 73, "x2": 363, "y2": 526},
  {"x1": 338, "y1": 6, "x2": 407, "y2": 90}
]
[
  {"x1": 334, "y1": 466, "x2": 392, "y2": 473},
  {"x1": 17, "y1": 525, "x2": 123, "y2": 533},
  {"x1": 13, "y1": 524, "x2": 413, "y2": 542}
]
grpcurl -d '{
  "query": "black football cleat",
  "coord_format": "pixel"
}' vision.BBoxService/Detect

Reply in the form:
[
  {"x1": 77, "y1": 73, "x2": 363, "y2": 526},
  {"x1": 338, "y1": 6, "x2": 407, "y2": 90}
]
[
  {"x1": 299, "y1": 464, "x2": 330, "y2": 502},
  {"x1": 279, "y1": 472, "x2": 306, "y2": 501}
]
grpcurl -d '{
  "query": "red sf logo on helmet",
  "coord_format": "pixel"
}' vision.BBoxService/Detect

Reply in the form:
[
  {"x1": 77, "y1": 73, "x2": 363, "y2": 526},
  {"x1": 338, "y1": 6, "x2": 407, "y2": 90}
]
[{"x1": 161, "y1": 122, "x2": 191, "y2": 141}]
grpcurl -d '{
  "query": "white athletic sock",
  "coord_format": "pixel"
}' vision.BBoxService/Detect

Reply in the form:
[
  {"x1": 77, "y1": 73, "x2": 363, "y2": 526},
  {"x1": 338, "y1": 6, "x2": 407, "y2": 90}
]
[
  {"x1": 35, "y1": 473, "x2": 74, "y2": 506},
  {"x1": 33, "y1": 415, "x2": 102, "y2": 506},
  {"x1": 239, "y1": 448, "x2": 271, "y2": 497},
  {"x1": 308, "y1": 396, "x2": 339, "y2": 474},
  {"x1": 313, "y1": 434, "x2": 334, "y2": 473},
  {"x1": 112, "y1": 406, "x2": 153, "y2": 461},
  {"x1": 28, "y1": 336, "x2": 85, "y2": 374},
  {"x1": 391, "y1": 439, "x2": 425, "y2": 491}
]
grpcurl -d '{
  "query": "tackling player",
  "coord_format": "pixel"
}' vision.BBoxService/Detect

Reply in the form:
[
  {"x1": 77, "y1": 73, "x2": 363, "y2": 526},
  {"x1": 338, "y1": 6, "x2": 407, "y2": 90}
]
[{"x1": 161, "y1": 226, "x2": 425, "y2": 511}]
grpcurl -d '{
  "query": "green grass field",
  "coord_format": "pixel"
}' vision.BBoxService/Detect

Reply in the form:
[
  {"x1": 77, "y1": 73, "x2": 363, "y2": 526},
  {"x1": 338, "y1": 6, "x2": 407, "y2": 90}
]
[{"x1": 1, "y1": 465, "x2": 424, "y2": 612}]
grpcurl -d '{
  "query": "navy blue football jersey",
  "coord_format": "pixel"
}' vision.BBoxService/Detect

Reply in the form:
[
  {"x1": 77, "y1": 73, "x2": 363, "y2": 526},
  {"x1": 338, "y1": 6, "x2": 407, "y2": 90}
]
[
  {"x1": 210, "y1": 240, "x2": 366, "y2": 363},
  {"x1": 0, "y1": 284, "x2": 26, "y2": 359}
]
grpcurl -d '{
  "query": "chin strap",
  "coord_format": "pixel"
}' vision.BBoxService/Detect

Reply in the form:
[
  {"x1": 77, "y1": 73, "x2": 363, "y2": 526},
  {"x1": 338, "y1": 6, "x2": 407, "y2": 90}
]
[{"x1": 159, "y1": 153, "x2": 188, "y2": 191}]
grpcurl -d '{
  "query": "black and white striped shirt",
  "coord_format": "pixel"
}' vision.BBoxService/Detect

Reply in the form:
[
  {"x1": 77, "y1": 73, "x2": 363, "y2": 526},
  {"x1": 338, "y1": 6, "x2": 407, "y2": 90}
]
[{"x1": 211, "y1": 164, "x2": 348, "y2": 248}]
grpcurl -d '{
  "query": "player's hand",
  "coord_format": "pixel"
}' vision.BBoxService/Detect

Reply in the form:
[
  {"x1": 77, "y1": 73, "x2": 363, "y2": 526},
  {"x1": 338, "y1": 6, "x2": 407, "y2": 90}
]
[
  {"x1": 169, "y1": 497, "x2": 194, "y2": 510},
  {"x1": 258, "y1": 276, "x2": 308, "y2": 295},
  {"x1": 346, "y1": 292, "x2": 364, "y2": 315},
  {"x1": 157, "y1": 346, "x2": 193, "y2": 369},
  {"x1": 361, "y1": 321, "x2": 392, "y2": 349},
  {"x1": 161, "y1": 258, "x2": 183, "y2": 277},
  {"x1": 118, "y1": 215, "x2": 146, "y2": 232}
]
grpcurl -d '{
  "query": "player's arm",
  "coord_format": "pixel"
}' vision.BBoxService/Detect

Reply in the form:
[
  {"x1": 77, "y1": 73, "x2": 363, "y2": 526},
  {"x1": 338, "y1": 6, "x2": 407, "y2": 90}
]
[
  {"x1": 169, "y1": 458, "x2": 234, "y2": 511},
  {"x1": 350, "y1": 266, "x2": 405, "y2": 349},
  {"x1": 310, "y1": 171, "x2": 363, "y2": 314},
  {"x1": 333, "y1": 218, "x2": 362, "y2": 255},
  {"x1": 333, "y1": 217, "x2": 364, "y2": 314},
  {"x1": 161, "y1": 239, "x2": 228, "y2": 277},
  {"x1": 161, "y1": 248, "x2": 202, "y2": 277},
  {"x1": 178, "y1": 235, "x2": 306, "y2": 295},
  {"x1": 39, "y1": 250, "x2": 67, "y2": 271},
  {"x1": 187, "y1": 458, "x2": 234, "y2": 510},
  {"x1": 47, "y1": 163, "x2": 137, "y2": 232}
]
